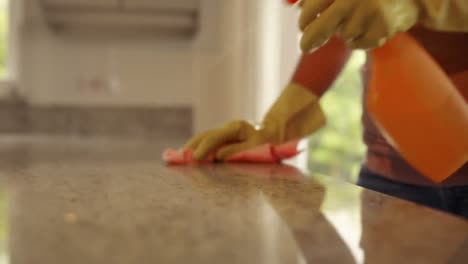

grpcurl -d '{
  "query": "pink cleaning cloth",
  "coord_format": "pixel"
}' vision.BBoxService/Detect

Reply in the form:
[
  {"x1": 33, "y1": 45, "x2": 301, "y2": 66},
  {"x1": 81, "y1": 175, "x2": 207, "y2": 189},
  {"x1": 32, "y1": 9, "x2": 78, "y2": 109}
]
[{"x1": 163, "y1": 140, "x2": 300, "y2": 165}]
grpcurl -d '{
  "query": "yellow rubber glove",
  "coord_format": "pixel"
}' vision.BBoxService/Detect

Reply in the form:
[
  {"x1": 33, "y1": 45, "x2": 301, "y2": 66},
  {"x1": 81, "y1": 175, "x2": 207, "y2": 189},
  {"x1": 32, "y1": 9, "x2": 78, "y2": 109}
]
[
  {"x1": 299, "y1": 0, "x2": 468, "y2": 52},
  {"x1": 299, "y1": 0, "x2": 420, "y2": 51},
  {"x1": 184, "y1": 83, "x2": 326, "y2": 161},
  {"x1": 417, "y1": 0, "x2": 468, "y2": 31}
]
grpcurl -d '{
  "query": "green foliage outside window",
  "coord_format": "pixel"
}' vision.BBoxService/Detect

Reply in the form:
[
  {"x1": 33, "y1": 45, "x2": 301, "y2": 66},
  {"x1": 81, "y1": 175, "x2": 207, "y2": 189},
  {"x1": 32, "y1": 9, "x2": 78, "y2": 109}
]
[{"x1": 308, "y1": 51, "x2": 367, "y2": 182}]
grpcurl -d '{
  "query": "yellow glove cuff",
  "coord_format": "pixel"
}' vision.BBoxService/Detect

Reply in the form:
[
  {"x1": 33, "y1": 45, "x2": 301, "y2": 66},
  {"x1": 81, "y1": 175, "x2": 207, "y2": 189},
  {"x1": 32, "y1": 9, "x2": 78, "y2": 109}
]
[{"x1": 263, "y1": 82, "x2": 326, "y2": 143}]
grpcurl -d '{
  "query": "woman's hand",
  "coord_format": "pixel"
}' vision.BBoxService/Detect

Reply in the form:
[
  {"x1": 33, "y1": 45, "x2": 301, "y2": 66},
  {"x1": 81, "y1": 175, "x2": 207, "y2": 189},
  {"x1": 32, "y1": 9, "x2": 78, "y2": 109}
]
[{"x1": 299, "y1": 0, "x2": 419, "y2": 51}]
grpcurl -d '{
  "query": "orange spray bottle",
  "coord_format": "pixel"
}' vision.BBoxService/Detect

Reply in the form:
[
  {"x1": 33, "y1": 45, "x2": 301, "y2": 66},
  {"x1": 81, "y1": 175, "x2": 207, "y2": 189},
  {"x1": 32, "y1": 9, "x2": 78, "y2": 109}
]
[
  {"x1": 286, "y1": 0, "x2": 468, "y2": 183},
  {"x1": 367, "y1": 33, "x2": 468, "y2": 183}
]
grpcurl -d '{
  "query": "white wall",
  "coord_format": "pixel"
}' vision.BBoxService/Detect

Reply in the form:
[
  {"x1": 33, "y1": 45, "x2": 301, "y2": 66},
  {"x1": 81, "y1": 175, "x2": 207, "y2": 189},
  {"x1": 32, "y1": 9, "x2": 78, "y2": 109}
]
[
  {"x1": 14, "y1": 0, "x2": 302, "y2": 133},
  {"x1": 192, "y1": 0, "x2": 303, "y2": 132},
  {"x1": 18, "y1": 0, "x2": 193, "y2": 107},
  {"x1": 192, "y1": 0, "x2": 258, "y2": 132},
  {"x1": 257, "y1": 0, "x2": 302, "y2": 120},
  {"x1": 278, "y1": 4, "x2": 302, "y2": 90}
]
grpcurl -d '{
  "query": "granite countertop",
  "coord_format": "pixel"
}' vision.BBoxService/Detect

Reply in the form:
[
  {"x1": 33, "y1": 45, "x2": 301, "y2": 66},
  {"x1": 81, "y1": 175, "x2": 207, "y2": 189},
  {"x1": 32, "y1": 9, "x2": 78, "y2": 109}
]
[{"x1": 0, "y1": 136, "x2": 466, "y2": 264}]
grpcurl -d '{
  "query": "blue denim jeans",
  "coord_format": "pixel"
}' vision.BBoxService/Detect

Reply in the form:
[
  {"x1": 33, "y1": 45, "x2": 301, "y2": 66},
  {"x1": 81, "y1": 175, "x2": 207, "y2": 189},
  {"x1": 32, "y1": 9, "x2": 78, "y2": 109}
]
[{"x1": 358, "y1": 167, "x2": 468, "y2": 219}]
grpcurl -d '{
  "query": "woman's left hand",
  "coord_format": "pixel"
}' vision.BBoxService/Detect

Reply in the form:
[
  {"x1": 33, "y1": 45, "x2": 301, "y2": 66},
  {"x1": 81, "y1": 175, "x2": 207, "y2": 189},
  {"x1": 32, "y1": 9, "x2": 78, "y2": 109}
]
[{"x1": 299, "y1": 0, "x2": 420, "y2": 51}]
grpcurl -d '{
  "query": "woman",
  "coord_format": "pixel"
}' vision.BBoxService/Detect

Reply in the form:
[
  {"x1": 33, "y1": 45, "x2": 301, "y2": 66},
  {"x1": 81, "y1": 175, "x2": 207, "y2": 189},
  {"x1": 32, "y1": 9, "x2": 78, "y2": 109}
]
[{"x1": 184, "y1": 0, "x2": 468, "y2": 218}]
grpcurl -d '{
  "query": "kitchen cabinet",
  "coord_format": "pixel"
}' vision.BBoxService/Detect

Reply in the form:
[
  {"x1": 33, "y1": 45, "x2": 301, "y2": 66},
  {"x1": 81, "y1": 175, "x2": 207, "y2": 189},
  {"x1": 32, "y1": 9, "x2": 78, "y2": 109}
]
[
  {"x1": 42, "y1": 0, "x2": 119, "y2": 9},
  {"x1": 123, "y1": 0, "x2": 200, "y2": 12},
  {"x1": 40, "y1": 0, "x2": 199, "y2": 35}
]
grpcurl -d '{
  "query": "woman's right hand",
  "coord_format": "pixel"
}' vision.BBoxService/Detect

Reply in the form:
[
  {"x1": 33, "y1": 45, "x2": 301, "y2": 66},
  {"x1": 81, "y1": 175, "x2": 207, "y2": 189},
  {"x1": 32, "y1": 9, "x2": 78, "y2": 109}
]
[
  {"x1": 184, "y1": 83, "x2": 327, "y2": 161},
  {"x1": 184, "y1": 120, "x2": 278, "y2": 161}
]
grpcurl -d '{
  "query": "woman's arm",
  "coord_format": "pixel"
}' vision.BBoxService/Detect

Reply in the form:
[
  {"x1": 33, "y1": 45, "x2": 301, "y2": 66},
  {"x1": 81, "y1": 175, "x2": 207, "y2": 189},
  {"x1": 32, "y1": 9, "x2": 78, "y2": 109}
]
[{"x1": 291, "y1": 37, "x2": 351, "y2": 97}]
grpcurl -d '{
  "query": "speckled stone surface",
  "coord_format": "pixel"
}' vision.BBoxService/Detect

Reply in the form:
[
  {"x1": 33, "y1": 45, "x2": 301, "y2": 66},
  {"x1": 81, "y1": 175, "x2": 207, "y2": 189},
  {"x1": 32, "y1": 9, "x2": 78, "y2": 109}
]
[{"x1": 0, "y1": 136, "x2": 466, "y2": 264}]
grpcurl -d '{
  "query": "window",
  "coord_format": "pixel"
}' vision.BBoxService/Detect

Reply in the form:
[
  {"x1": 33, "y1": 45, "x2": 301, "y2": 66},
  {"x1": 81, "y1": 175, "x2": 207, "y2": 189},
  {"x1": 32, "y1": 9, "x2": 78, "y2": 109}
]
[
  {"x1": 308, "y1": 51, "x2": 366, "y2": 182},
  {"x1": 254, "y1": 4, "x2": 367, "y2": 180}
]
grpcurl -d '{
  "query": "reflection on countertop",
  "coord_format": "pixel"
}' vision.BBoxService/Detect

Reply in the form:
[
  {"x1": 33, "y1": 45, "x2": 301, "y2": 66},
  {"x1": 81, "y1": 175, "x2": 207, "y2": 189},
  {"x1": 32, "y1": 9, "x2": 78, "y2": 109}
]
[{"x1": 0, "y1": 136, "x2": 466, "y2": 264}]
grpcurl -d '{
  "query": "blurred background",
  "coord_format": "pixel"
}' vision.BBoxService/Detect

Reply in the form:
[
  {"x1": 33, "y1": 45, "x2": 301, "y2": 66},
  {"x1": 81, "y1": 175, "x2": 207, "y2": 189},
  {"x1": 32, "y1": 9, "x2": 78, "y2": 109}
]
[
  {"x1": 0, "y1": 1, "x2": 367, "y2": 261},
  {"x1": 0, "y1": 0, "x2": 365, "y2": 180},
  {"x1": 0, "y1": 0, "x2": 7, "y2": 77}
]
